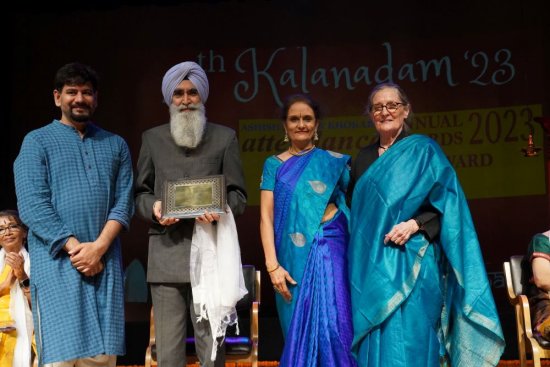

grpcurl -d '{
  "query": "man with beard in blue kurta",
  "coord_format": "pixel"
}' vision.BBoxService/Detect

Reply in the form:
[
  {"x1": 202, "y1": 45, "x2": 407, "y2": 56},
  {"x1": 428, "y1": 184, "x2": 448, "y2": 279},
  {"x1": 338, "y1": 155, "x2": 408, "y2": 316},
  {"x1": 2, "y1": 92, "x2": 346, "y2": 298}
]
[{"x1": 13, "y1": 63, "x2": 134, "y2": 367}]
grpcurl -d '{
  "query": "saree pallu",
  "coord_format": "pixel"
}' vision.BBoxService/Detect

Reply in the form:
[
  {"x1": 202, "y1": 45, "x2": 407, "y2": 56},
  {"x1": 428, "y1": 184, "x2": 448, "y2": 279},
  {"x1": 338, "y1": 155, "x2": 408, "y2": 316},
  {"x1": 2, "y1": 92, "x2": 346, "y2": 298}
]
[
  {"x1": 349, "y1": 135, "x2": 504, "y2": 367},
  {"x1": 272, "y1": 149, "x2": 356, "y2": 367},
  {"x1": 0, "y1": 265, "x2": 16, "y2": 367},
  {"x1": 0, "y1": 249, "x2": 33, "y2": 367}
]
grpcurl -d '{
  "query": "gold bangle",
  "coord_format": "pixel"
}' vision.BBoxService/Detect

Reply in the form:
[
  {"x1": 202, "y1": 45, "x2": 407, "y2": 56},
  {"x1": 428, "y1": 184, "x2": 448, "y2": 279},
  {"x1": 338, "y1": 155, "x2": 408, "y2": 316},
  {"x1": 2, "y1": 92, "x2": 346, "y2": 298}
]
[{"x1": 267, "y1": 264, "x2": 280, "y2": 273}]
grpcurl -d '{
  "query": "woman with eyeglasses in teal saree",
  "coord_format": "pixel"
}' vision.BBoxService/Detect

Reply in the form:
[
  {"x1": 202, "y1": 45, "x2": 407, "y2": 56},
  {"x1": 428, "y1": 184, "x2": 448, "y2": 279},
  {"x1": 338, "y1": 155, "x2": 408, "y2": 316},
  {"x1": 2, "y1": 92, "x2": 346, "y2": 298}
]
[{"x1": 349, "y1": 83, "x2": 505, "y2": 366}]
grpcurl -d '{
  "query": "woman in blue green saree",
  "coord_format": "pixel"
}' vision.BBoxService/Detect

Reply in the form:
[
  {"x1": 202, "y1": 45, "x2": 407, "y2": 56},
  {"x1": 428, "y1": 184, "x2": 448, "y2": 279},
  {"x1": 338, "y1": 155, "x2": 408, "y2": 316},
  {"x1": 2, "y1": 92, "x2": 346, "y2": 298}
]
[
  {"x1": 523, "y1": 229, "x2": 550, "y2": 342},
  {"x1": 260, "y1": 95, "x2": 357, "y2": 366},
  {"x1": 349, "y1": 83, "x2": 505, "y2": 366}
]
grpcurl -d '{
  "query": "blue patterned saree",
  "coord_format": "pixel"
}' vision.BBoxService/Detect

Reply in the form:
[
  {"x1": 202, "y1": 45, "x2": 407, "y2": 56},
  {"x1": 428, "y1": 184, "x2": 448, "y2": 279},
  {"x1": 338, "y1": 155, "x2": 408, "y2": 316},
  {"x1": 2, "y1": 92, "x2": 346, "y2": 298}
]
[
  {"x1": 260, "y1": 148, "x2": 357, "y2": 367},
  {"x1": 349, "y1": 135, "x2": 505, "y2": 367}
]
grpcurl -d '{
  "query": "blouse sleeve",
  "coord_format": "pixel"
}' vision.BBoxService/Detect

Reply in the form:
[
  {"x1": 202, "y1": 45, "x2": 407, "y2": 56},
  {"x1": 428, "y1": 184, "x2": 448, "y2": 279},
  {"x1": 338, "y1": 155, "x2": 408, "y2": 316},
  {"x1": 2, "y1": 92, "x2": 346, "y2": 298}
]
[
  {"x1": 530, "y1": 234, "x2": 550, "y2": 261},
  {"x1": 414, "y1": 208, "x2": 440, "y2": 242},
  {"x1": 259, "y1": 156, "x2": 279, "y2": 191}
]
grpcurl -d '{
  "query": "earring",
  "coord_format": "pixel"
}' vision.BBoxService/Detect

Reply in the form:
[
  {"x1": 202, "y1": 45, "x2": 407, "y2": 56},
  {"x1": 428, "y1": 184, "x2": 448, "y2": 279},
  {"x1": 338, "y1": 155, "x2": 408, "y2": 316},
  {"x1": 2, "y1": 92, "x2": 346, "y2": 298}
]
[
  {"x1": 314, "y1": 131, "x2": 319, "y2": 141},
  {"x1": 283, "y1": 132, "x2": 289, "y2": 143}
]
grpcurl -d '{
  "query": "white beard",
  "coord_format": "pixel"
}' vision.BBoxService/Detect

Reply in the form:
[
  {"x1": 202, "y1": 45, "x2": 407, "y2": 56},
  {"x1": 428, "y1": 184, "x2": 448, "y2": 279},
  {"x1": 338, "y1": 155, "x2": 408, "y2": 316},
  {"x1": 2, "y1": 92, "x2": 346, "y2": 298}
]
[{"x1": 169, "y1": 103, "x2": 207, "y2": 148}]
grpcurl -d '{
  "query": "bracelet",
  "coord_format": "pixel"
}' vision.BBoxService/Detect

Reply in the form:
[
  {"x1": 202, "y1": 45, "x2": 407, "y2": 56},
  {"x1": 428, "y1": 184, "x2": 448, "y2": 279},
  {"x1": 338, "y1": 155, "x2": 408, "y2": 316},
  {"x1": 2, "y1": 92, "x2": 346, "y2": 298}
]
[{"x1": 267, "y1": 264, "x2": 280, "y2": 273}]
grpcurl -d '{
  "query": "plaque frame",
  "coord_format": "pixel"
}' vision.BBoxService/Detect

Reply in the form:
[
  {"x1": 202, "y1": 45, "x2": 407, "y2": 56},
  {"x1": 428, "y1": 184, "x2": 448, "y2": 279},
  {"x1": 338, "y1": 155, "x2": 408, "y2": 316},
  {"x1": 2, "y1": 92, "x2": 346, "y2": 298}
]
[{"x1": 162, "y1": 175, "x2": 226, "y2": 219}]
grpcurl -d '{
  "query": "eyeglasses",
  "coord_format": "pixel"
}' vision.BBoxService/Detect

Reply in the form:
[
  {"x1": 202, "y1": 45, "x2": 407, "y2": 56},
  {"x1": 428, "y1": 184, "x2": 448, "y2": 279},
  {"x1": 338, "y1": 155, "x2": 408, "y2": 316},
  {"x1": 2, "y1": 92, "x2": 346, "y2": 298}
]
[
  {"x1": 0, "y1": 224, "x2": 21, "y2": 236},
  {"x1": 372, "y1": 102, "x2": 404, "y2": 114}
]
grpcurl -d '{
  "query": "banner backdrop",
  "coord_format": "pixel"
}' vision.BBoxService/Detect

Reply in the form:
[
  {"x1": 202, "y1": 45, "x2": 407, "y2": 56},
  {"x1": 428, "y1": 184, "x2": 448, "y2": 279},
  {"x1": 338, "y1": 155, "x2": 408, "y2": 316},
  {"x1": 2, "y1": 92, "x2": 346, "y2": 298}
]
[{"x1": 183, "y1": 36, "x2": 547, "y2": 206}]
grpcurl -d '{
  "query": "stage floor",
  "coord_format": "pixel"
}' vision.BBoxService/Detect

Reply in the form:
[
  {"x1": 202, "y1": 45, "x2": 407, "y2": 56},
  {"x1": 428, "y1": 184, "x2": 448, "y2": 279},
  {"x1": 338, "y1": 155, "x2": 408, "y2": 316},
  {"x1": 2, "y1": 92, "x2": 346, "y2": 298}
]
[{"x1": 120, "y1": 362, "x2": 550, "y2": 367}]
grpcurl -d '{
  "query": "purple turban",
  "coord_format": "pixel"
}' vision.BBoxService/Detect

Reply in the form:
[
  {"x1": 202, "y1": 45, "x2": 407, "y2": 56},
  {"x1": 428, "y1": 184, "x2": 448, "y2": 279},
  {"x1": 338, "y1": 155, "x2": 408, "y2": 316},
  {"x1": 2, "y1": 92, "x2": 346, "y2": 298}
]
[{"x1": 161, "y1": 61, "x2": 209, "y2": 106}]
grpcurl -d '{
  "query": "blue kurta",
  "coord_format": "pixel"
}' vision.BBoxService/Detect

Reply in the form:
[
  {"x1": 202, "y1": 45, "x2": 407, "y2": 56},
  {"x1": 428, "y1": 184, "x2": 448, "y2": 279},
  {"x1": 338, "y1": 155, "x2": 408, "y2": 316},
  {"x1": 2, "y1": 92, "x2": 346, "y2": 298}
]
[
  {"x1": 349, "y1": 134, "x2": 504, "y2": 366},
  {"x1": 13, "y1": 120, "x2": 134, "y2": 364}
]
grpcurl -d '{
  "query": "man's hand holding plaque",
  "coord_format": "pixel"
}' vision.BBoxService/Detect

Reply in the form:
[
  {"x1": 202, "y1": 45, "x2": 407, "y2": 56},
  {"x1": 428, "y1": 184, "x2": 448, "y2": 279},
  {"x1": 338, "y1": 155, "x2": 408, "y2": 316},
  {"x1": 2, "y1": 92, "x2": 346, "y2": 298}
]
[{"x1": 153, "y1": 200, "x2": 180, "y2": 226}]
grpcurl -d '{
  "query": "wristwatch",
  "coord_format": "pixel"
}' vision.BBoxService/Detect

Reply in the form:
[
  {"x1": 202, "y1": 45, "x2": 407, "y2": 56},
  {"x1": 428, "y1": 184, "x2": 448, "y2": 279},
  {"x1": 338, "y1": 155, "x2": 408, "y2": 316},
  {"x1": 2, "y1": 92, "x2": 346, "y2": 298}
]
[{"x1": 19, "y1": 278, "x2": 30, "y2": 289}]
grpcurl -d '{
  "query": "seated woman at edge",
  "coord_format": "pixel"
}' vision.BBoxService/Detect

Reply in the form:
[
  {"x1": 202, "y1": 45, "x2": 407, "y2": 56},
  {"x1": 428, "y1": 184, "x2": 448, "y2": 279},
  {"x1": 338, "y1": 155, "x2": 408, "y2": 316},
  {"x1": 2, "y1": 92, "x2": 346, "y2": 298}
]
[
  {"x1": 523, "y1": 229, "x2": 550, "y2": 343},
  {"x1": 348, "y1": 83, "x2": 505, "y2": 366},
  {"x1": 0, "y1": 209, "x2": 33, "y2": 367},
  {"x1": 259, "y1": 94, "x2": 357, "y2": 366}
]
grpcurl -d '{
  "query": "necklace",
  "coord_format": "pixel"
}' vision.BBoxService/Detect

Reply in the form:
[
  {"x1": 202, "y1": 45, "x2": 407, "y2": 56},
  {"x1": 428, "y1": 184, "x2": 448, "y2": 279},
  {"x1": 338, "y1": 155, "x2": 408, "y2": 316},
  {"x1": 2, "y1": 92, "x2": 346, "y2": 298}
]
[
  {"x1": 378, "y1": 142, "x2": 394, "y2": 155},
  {"x1": 288, "y1": 145, "x2": 316, "y2": 156},
  {"x1": 378, "y1": 139, "x2": 396, "y2": 151}
]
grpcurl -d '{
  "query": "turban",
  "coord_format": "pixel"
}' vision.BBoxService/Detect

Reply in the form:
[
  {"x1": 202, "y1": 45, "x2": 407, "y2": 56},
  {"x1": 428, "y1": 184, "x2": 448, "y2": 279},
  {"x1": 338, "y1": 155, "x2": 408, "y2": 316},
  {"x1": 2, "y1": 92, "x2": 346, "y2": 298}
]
[{"x1": 161, "y1": 61, "x2": 209, "y2": 106}]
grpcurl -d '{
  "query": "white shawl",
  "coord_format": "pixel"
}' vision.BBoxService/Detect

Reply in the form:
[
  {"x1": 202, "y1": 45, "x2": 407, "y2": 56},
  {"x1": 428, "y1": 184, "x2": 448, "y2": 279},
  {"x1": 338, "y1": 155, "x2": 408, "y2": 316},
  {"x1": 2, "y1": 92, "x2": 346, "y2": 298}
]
[
  {"x1": 190, "y1": 206, "x2": 248, "y2": 361},
  {"x1": 0, "y1": 248, "x2": 33, "y2": 367}
]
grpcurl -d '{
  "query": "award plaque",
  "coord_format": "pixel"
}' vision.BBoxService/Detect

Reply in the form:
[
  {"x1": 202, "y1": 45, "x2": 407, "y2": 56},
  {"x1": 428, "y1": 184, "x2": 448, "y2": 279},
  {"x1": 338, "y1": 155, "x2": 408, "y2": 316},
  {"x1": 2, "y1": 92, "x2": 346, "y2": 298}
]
[{"x1": 162, "y1": 175, "x2": 226, "y2": 218}]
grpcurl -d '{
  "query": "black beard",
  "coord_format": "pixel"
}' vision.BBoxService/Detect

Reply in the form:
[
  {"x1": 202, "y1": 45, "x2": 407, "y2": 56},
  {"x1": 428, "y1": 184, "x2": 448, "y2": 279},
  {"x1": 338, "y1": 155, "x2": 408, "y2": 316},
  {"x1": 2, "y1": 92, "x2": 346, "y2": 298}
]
[
  {"x1": 70, "y1": 105, "x2": 92, "y2": 123},
  {"x1": 71, "y1": 113, "x2": 91, "y2": 123}
]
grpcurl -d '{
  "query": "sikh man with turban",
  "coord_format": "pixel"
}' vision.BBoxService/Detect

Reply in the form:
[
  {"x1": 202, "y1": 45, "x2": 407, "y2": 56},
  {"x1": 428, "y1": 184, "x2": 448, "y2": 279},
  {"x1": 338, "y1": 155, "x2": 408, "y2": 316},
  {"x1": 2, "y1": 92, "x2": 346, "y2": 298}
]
[{"x1": 135, "y1": 61, "x2": 247, "y2": 367}]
